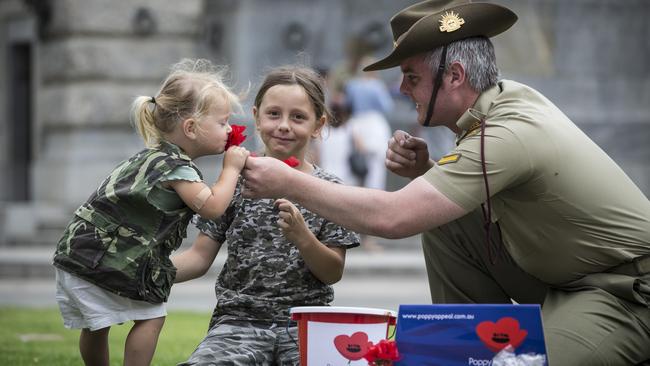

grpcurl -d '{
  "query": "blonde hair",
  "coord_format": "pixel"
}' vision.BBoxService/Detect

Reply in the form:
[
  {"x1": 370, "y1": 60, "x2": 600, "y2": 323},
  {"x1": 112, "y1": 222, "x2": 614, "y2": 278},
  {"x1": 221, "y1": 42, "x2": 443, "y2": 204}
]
[{"x1": 131, "y1": 58, "x2": 241, "y2": 148}]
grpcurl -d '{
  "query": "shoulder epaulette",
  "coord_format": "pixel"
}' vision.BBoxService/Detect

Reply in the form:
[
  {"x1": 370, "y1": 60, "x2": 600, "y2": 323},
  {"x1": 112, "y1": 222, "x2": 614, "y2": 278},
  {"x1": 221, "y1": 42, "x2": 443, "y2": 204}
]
[{"x1": 457, "y1": 120, "x2": 483, "y2": 144}]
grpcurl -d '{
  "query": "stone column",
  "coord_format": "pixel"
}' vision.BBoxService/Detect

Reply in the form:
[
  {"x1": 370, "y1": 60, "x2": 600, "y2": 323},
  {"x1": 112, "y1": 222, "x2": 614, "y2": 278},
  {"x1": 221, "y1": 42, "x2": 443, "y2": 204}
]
[{"x1": 34, "y1": 0, "x2": 205, "y2": 206}]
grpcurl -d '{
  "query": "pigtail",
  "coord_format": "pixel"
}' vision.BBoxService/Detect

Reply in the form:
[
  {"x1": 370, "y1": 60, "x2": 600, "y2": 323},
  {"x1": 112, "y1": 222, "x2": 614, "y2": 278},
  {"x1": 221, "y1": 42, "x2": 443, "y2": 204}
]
[
  {"x1": 129, "y1": 58, "x2": 241, "y2": 149},
  {"x1": 131, "y1": 95, "x2": 160, "y2": 148}
]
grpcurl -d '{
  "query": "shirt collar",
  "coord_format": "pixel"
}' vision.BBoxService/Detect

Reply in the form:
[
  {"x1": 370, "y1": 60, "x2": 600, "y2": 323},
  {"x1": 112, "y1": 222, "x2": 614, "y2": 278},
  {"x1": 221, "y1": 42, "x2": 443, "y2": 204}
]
[
  {"x1": 454, "y1": 84, "x2": 500, "y2": 143},
  {"x1": 158, "y1": 140, "x2": 191, "y2": 161}
]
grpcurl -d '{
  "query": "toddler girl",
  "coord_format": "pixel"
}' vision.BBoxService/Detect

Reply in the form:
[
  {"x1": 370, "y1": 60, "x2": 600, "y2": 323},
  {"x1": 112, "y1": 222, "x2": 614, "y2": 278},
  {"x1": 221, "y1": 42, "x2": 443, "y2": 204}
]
[{"x1": 53, "y1": 58, "x2": 249, "y2": 366}]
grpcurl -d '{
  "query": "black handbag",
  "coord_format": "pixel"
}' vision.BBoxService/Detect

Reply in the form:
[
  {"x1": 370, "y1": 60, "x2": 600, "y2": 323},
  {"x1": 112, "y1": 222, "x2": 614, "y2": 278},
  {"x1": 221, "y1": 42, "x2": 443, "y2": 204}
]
[{"x1": 348, "y1": 134, "x2": 369, "y2": 179}]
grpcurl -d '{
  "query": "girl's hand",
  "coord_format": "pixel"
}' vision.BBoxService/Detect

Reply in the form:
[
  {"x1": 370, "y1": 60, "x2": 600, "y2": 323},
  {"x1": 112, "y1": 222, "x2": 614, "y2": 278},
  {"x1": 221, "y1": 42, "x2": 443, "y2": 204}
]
[
  {"x1": 275, "y1": 198, "x2": 311, "y2": 246},
  {"x1": 223, "y1": 146, "x2": 249, "y2": 172}
]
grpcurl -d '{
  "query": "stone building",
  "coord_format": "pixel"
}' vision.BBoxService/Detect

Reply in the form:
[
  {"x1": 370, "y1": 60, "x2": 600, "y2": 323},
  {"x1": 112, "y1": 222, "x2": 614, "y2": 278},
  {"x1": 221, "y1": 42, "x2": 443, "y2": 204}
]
[{"x1": 0, "y1": 0, "x2": 648, "y2": 246}]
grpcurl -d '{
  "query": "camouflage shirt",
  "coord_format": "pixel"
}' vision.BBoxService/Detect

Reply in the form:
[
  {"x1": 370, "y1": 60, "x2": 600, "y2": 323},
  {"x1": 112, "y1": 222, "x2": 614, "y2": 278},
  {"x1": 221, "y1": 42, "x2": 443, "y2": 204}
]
[
  {"x1": 195, "y1": 166, "x2": 360, "y2": 326},
  {"x1": 53, "y1": 141, "x2": 201, "y2": 303}
]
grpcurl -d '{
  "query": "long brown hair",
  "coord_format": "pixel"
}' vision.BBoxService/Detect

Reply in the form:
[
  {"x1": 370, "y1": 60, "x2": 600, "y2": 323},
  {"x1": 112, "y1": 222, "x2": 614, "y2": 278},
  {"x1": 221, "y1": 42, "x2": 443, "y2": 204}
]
[{"x1": 254, "y1": 65, "x2": 334, "y2": 127}]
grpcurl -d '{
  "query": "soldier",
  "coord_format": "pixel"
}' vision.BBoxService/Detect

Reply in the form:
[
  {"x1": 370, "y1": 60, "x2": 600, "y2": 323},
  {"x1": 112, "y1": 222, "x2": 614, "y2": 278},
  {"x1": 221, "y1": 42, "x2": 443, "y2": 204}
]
[
  {"x1": 53, "y1": 58, "x2": 249, "y2": 366},
  {"x1": 172, "y1": 66, "x2": 360, "y2": 365},
  {"x1": 241, "y1": 1, "x2": 650, "y2": 364}
]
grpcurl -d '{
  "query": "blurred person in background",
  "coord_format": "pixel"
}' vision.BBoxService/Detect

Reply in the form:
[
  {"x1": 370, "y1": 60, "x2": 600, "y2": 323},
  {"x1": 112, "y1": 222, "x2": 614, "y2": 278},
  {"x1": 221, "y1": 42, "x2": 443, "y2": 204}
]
[
  {"x1": 343, "y1": 57, "x2": 394, "y2": 251},
  {"x1": 319, "y1": 52, "x2": 395, "y2": 251},
  {"x1": 344, "y1": 55, "x2": 394, "y2": 190}
]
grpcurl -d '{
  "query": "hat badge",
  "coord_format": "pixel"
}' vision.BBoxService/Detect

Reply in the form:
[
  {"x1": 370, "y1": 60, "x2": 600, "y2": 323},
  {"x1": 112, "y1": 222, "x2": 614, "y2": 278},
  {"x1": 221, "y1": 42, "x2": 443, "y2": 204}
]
[{"x1": 439, "y1": 11, "x2": 465, "y2": 32}]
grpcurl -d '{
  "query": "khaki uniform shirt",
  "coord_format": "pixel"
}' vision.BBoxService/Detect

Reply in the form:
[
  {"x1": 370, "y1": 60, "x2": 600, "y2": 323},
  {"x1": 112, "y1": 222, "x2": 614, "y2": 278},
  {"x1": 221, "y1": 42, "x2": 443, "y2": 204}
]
[{"x1": 424, "y1": 80, "x2": 650, "y2": 286}]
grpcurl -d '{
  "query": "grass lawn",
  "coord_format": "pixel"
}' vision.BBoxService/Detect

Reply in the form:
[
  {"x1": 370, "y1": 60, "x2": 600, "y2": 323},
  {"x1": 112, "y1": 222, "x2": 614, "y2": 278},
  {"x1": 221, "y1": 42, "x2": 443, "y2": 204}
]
[{"x1": 0, "y1": 307, "x2": 211, "y2": 366}]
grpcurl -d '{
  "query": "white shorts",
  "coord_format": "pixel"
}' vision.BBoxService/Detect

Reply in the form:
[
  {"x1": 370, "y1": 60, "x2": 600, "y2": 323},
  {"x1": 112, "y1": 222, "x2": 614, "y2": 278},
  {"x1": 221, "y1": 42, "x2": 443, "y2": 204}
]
[{"x1": 55, "y1": 268, "x2": 167, "y2": 331}]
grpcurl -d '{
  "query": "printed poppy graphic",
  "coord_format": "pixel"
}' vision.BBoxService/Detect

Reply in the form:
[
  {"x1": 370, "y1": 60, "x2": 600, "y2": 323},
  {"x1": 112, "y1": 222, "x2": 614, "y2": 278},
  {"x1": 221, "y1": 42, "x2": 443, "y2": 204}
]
[
  {"x1": 476, "y1": 317, "x2": 527, "y2": 353},
  {"x1": 334, "y1": 332, "x2": 373, "y2": 361},
  {"x1": 283, "y1": 156, "x2": 300, "y2": 167},
  {"x1": 225, "y1": 124, "x2": 247, "y2": 149}
]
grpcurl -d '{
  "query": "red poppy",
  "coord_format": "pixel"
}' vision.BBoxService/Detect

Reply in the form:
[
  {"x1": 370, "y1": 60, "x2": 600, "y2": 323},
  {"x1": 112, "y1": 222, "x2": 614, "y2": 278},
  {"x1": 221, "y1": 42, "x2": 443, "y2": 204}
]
[
  {"x1": 364, "y1": 339, "x2": 400, "y2": 365},
  {"x1": 247, "y1": 153, "x2": 299, "y2": 167},
  {"x1": 225, "y1": 124, "x2": 247, "y2": 149},
  {"x1": 283, "y1": 156, "x2": 300, "y2": 167}
]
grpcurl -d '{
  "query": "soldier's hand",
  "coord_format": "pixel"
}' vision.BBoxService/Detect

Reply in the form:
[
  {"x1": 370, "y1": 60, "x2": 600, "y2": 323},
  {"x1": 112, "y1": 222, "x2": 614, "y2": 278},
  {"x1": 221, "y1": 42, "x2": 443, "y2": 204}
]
[
  {"x1": 385, "y1": 130, "x2": 433, "y2": 179},
  {"x1": 223, "y1": 146, "x2": 249, "y2": 172},
  {"x1": 242, "y1": 156, "x2": 292, "y2": 199}
]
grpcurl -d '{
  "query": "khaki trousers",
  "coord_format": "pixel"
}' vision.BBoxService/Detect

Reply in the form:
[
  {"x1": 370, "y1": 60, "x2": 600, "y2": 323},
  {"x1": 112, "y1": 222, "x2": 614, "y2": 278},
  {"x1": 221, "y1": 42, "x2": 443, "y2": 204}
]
[{"x1": 422, "y1": 209, "x2": 650, "y2": 365}]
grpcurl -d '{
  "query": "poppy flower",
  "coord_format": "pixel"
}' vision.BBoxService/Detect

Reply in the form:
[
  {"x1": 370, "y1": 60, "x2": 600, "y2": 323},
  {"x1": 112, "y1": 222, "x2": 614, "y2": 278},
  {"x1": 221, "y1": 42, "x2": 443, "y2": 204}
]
[
  {"x1": 247, "y1": 152, "x2": 299, "y2": 168},
  {"x1": 364, "y1": 339, "x2": 400, "y2": 365},
  {"x1": 283, "y1": 156, "x2": 300, "y2": 167},
  {"x1": 225, "y1": 124, "x2": 247, "y2": 149}
]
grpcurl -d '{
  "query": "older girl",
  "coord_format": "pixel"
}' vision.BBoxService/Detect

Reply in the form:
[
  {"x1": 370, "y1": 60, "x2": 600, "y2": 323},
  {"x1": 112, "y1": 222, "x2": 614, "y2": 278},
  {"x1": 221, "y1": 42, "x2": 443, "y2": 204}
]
[{"x1": 173, "y1": 66, "x2": 360, "y2": 365}]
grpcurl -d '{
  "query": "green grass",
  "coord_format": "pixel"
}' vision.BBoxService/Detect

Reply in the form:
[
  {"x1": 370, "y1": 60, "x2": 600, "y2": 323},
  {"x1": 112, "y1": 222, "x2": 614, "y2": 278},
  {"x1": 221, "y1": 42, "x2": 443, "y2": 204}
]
[
  {"x1": 0, "y1": 307, "x2": 211, "y2": 366},
  {"x1": 1, "y1": 307, "x2": 397, "y2": 365}
]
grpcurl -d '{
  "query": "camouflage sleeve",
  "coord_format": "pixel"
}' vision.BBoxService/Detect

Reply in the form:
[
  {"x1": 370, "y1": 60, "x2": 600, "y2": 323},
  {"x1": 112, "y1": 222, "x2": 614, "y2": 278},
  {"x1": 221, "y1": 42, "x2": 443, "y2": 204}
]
[
  {"x1": 160, "y1": 165, "x2": 202, "y2": 183},
  {"x1": 192, "y1": 215, "x2": 216, "y2": 241},
  {"x1": 318, "y1": 220, "x2": 361, "y2": 249},
  {"x1": 147, "y1": 165, "x2": 203, "y2": 212},
  {"x1": 312, "y1": 169, "x2": 361, "y2": 249}
]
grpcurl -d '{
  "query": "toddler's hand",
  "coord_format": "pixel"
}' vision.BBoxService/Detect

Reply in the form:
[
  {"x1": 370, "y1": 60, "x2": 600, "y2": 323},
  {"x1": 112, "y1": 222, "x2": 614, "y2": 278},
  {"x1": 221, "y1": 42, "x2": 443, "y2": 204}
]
[{"x1": 223, "y1": 146, "x2": 249, "y2": 172}]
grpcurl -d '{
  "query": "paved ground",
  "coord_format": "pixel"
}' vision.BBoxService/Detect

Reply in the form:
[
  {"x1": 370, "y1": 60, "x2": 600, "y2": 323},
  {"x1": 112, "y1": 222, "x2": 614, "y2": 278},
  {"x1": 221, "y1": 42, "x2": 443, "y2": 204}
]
[
  {"x1": 0, "y1": 274, "x2": 431, "y2": 314},
  {"x1": 0, "y1": 237, "x2": 432, "y2": 313}
]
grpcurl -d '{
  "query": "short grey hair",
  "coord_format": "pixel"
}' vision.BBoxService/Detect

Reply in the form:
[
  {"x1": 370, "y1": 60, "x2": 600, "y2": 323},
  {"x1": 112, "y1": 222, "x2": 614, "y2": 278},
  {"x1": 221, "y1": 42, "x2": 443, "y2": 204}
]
[{"x1": 426, "y1": 36, "x2": 499, "y2": 93}]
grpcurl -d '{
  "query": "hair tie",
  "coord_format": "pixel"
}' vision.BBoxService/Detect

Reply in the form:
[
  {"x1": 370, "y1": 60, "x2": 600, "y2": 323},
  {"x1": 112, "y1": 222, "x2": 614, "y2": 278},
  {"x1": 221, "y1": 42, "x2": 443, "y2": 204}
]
[{"x1": 150, "y1": 96, "x2": 156, "y2": 104}]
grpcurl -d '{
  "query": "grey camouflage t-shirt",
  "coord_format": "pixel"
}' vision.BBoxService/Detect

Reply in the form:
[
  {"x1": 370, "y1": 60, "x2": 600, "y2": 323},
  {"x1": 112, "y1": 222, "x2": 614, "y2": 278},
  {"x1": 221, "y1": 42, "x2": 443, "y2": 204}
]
[{"x1": 195, "y1": 166, "x2": 360, "y2": 325}]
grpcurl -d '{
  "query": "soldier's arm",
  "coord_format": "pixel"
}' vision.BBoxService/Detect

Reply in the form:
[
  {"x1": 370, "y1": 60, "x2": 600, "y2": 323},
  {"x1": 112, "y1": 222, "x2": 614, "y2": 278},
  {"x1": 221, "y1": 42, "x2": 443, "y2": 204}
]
[{"x1": 172, "y1": 232, "x2": 222, "y2": 283}]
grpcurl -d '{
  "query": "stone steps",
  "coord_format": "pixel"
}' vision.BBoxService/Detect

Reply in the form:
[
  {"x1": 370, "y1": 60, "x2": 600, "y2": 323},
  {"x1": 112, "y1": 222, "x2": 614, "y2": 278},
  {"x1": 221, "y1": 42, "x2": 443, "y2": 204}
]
[
  {"x1": 0, "y1": 272, "x2": 433, "y2": 312},
  {"x1": 0, "y1": 235, "x2": 426, "y2": 279},
  {"x1": 0, "y1": 200, "x2": 426, "y2": 279}
]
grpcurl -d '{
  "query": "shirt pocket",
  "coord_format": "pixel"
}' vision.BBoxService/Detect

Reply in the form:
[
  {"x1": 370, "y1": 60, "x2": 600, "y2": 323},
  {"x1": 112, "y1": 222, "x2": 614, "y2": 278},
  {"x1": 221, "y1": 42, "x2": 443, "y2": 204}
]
[
  {"x1": 137, "y1": 252, "x2": 176, "y2": 303},
  {"x1": 66, "y1": 217, "x2": 117, "y2": 269}
]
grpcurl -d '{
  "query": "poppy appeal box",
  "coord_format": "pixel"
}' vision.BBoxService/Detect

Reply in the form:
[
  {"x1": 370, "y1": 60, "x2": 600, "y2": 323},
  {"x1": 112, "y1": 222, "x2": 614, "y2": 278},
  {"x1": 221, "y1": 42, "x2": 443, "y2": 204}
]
[{"x1": 395, "y1": 304, "x2": 547, "y2": 365}]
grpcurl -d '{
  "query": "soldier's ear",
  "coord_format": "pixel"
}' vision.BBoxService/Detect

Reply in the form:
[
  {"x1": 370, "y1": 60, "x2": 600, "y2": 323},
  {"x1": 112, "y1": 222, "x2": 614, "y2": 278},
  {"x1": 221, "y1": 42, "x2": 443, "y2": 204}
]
[
  {"x1": 448, "y1": 61, "x2": 466, "y2": 89},
  {"x1": 182, "y1": 118, "x2": 198, "y2": 139}
]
